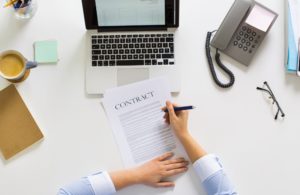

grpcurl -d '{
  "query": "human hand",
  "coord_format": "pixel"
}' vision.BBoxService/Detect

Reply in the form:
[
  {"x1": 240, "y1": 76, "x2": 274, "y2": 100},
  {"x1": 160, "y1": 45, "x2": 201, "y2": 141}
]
[
  {"x1": 163, "y1": 101, "x2": 189, "y2": 139},
  {"x1": 133, "y1": 152, "x2": 189, "y2": 187}
]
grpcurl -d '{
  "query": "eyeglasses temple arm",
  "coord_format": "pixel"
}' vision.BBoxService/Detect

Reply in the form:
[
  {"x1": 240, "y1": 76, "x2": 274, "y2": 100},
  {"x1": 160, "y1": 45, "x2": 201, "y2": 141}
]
[
  {"x1": 257, "y1": 87, "x2": 286, "y2": 118},
  {"x1": 256, "y1": 87, "x2": 273, "y2": 97}
]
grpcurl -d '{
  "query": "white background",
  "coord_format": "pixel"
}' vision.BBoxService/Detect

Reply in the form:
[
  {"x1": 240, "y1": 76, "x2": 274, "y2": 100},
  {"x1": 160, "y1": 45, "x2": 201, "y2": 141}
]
[{"x1": 0, "y1": 0, "x2": 299, "y2": 195}]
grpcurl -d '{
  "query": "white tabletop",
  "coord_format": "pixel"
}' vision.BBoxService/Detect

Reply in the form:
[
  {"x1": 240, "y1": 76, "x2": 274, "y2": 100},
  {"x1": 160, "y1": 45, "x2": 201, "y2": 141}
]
[{"x1": 1, "y1": 0, "x2": 299, "y2": 195}]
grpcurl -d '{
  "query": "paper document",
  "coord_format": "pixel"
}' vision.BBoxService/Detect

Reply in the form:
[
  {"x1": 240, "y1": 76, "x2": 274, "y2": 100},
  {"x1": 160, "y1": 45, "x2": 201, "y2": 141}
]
[{"x1": 102, "y1": 78, "x2": 177, "y2": 166}]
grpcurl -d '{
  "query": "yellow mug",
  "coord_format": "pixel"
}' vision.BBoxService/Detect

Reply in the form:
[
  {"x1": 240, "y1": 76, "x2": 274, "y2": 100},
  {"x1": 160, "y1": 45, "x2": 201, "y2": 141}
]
[{"x1": 0, "y1": 50, "x2": 37, "y2": 81}]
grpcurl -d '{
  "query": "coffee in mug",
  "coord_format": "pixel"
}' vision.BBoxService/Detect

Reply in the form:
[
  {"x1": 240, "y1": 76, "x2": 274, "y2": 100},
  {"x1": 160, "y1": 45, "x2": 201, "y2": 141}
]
[{"x1": 0, "y1": 50, "x2": 37, "y2": 81}]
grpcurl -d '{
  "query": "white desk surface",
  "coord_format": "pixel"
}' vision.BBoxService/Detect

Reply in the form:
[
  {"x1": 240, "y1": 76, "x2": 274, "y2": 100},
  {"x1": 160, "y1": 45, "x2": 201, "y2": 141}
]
[{"x1": 0, "y1": 0, "x2": 299, "y2": 194}]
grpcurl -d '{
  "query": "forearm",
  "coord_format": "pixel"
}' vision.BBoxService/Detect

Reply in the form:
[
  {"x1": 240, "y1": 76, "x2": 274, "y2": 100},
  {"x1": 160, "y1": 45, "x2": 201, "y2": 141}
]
[
  {"x1": 109, "y1": 169, "x2": 139, "y2": 190},
  {"x1": 178, "y1": 133, "x2": 207, "y2": 163}
]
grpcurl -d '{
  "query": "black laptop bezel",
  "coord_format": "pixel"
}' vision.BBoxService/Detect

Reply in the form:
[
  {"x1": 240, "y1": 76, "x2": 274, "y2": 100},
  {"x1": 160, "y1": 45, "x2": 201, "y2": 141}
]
[{"x1": 82, "y1": 0, "x2": 179, "y2": 31}]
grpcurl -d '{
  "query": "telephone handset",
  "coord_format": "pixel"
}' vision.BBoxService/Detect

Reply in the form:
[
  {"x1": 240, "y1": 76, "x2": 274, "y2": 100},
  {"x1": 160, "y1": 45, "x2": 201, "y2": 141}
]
[{"x1": 206, "y1": 0, "x2": 278, "y2": 88}]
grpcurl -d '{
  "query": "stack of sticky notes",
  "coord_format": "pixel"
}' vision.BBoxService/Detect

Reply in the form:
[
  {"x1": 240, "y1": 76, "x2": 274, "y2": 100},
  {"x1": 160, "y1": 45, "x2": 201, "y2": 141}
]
[{"x1": 34, "y1": 40, "x2": 58, "y2": 64}]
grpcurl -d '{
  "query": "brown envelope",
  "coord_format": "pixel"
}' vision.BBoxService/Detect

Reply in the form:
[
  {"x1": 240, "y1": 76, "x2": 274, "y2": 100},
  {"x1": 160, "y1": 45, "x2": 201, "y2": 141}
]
[{"x1": 0, "y1": 85, "x2": 43, "y2": 160}]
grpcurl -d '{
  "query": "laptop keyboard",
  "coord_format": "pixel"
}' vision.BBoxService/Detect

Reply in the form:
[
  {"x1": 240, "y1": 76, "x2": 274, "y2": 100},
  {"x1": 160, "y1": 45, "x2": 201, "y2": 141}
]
[{"x1": 91, "y1": 33, "x2": 175, "y2": 67}]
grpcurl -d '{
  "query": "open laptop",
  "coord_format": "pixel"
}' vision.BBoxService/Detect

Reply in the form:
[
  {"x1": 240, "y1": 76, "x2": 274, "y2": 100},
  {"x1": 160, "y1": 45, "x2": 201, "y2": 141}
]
[{"x1": 82, "y1": 0, "x2": 181, "y2": 94}]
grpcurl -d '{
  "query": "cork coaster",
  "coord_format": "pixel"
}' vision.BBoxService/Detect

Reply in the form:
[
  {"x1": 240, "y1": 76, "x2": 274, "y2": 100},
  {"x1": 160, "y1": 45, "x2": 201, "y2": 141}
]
[{"x1": 8, "y1": 70, "x2": 30, "y2": 83}]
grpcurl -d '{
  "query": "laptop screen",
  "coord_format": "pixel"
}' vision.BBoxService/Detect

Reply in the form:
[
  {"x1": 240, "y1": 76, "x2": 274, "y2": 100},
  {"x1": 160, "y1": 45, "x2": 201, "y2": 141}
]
[
  {"x1": 81, "y1": 0, "x2": 179, "y2": 30},
  {"x1": 96, "y1": 0, "x2": 166, "y2": 27}
]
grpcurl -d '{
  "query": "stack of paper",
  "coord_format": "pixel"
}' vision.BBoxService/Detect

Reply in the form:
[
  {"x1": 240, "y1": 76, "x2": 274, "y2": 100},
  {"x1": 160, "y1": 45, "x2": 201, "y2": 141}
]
[{"x1": 285, "y1": 0, "x2": 299, "y2": 73}]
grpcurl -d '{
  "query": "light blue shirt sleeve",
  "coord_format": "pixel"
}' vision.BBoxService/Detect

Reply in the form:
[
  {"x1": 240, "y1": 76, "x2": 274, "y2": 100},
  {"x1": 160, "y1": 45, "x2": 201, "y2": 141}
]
[
  {"x1": 193, "y1": 154, "x2": 238, "y2": 195},
  {"x1": 58, "y1": 155, "x2": 236, "y2": 195},
  {"x1": 57, "y1": 171, "x2": 116, "y2": 195}
]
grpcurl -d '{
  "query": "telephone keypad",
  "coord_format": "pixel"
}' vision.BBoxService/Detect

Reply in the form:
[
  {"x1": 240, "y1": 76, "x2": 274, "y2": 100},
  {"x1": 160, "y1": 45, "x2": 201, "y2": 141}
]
[{"x1": 233, "y1": 25, "x2": 261, "y2": 54}]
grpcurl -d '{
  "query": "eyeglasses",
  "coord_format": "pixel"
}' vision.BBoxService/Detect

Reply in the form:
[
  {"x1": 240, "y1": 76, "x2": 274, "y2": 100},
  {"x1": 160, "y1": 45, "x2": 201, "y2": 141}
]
[{"x1": 256, "y1": 81, "x2": 285, "y2": 120}]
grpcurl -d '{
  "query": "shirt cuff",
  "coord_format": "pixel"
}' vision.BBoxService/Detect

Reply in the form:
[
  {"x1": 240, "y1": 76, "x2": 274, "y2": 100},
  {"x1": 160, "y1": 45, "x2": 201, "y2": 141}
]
[
  {"x1": 88, "y1": 171, "x2": 116, "y2": 195},
  {"x1": 193, "y1": 154, "x2": 223, "y2": 182}
]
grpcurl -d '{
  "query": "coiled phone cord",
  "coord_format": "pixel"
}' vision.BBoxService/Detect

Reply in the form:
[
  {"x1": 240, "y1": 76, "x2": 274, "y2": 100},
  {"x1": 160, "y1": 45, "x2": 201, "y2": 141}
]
[{"x1": 205, "y1": 31, "x2": 235, "y2": 88}]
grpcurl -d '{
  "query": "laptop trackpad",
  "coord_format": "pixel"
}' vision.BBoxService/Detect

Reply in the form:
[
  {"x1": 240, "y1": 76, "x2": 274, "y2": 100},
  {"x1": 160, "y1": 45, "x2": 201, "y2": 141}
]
[{"x1": 117, "y1": 68, "x2": 149, "y2": 86}]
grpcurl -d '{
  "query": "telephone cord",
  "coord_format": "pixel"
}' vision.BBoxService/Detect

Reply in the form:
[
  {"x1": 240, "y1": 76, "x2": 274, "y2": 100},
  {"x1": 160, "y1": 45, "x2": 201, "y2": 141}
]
[{"x1": 205, "y1": 31, "x2": 235, "y2": 88}]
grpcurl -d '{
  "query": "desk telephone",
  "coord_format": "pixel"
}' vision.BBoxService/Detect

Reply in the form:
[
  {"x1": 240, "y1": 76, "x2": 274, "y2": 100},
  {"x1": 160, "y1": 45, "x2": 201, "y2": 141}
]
[{"x1": 206, "y1": 0, "x2": 278, "y2": 88}]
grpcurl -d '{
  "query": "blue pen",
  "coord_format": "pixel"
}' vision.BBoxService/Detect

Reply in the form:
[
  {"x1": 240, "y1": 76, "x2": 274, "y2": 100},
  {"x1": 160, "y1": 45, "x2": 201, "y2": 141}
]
[
  {"x1": 14, "y1": 0, "x2": 22, "y2": 9},
  {"x1": 164, "y1": 106, "x2": 195, "y2": 113}
]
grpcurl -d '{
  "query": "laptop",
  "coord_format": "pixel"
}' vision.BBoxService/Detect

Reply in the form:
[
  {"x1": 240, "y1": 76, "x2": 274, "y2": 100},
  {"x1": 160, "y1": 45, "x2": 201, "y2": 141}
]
[{"x1": 82, "y1": 0, "x2": 181, "y2": 94}]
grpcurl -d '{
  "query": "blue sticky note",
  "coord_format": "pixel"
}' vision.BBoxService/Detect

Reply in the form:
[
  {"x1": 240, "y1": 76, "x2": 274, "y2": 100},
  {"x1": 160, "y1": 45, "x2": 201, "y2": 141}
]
[{"x1": 34, "y1": 40, "x2": 58, "y2": 64}]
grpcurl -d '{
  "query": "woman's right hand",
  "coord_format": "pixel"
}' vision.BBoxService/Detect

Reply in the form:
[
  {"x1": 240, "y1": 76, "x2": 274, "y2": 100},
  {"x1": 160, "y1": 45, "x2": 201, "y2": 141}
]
[
  {"x1": 163, "y1": 101, "x2": 207, "y2": 163},
  {"x1": 163, "y1": 101, "x2": 189, "y2": 139}
]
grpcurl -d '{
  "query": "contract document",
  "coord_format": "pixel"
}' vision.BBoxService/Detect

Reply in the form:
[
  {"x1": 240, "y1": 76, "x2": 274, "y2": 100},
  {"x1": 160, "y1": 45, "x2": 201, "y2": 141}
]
[{"x1": 102, "y1": 78, "x2": 177, "y2": 166}]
